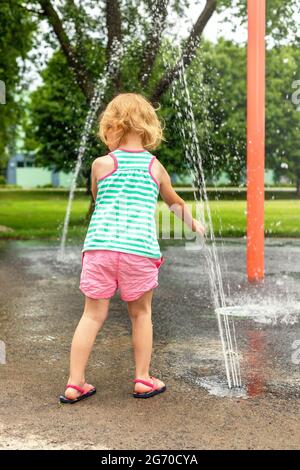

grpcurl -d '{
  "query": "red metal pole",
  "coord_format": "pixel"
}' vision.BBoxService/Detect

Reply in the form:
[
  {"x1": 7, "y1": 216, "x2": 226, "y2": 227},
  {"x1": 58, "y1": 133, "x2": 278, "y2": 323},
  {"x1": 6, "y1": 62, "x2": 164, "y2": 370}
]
[{"x1": 247, "y1": 0, "x2": 266, "y2": 281}]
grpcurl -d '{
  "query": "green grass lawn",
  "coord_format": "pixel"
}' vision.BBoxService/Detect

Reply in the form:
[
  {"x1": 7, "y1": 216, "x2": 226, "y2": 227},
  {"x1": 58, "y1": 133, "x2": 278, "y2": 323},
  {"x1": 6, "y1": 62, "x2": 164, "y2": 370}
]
[{"x1": 0, "y1": 190, "x2": 299, "y2": 241}]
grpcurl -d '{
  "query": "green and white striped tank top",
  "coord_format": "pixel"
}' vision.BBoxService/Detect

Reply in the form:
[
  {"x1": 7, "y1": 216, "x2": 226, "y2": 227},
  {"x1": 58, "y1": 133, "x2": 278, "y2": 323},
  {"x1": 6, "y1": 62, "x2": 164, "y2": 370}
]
[{"x1": 82, "y1": 148, "x2": 162, "y2": 258}]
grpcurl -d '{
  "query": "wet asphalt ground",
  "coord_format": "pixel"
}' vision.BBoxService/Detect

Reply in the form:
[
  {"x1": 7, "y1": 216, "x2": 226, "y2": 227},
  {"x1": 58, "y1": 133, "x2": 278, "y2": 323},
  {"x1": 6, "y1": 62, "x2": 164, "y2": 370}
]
[{"x1": 0, "y1": 238, "x2": 299, "y2": 449}]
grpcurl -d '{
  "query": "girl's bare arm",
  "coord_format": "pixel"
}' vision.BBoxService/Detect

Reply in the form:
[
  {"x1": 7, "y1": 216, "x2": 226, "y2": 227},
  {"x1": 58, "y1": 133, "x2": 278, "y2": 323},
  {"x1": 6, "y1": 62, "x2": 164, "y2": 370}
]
[
  {"x1": 90, "y1": 155, "x2": 115, "y2": 201},
  {"x1": 91, "y1": 161, "x2": 98, "y2": 201},
  {"x1": 158, "y1": 162, "x2": 205, "y2": 236}
]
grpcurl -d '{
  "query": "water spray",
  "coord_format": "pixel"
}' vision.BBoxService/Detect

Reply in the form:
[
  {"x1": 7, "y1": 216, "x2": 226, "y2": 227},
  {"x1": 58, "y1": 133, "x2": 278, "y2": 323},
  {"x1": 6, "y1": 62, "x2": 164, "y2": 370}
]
[
  {"x1": 58, "y1": 38, "x2": 124, "y2": 260},
  {"x1": 165, "y1": 48, "x2": 242, "y2": 388}
]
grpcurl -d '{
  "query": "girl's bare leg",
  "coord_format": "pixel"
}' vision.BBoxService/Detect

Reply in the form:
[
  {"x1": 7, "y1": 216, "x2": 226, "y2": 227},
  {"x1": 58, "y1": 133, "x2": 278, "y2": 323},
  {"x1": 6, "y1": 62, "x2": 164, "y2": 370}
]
[
  {"x1": 127, "y1": 289, "x2": 165, "y2": 394},
  {"x1": 65, "y1": 296, "x2": 110, "y2": 399}
]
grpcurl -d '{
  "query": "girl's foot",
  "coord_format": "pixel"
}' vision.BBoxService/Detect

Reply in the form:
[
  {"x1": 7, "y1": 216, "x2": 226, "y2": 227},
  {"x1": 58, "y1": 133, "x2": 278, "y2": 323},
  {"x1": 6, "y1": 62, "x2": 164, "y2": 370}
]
[
  {"x1": 64, "y1": 382, "x2": 95, "y2": 400},
  {"x1": 133, "y1": 376, "x2": 166, "y2": 397},
  {"x1": 59, "y1": 382, "x2": 96, "y2": 404}
]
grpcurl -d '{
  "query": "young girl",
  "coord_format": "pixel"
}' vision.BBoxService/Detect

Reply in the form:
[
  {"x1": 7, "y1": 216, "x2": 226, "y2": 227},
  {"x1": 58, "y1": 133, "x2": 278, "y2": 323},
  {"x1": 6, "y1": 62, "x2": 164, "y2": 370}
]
[{"x1": 59, "y1": 93, "x2": 205, "y2": 403}]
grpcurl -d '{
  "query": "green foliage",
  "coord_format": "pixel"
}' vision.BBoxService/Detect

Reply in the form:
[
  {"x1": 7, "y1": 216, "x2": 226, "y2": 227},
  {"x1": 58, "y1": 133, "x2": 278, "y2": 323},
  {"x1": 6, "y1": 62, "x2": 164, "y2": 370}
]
[
  {"x1": 0, "y1": 1, "x2": 35, "y2": 167},
  {"x1": 218, "y1": 0, "x2": 300, "y2": 45},
  {"x1": 3, "y1": 0, "x2": 300, "y2": 192},
  {"x1": 25, "y1": 48, "x2": 107, "y2": 180},
  {"x1": 186, "y1": 39, "x2": 247, "y2": 184},
  {"x1": 266, "y1": 45, "x2": 300, "y2": 187},
  {"x1": 182, "y1": 39, "x2": 299, "y2": 188},
  {"x1": 25, "y1": 36, "x2": 300, "y2": 190},
  {"x1": 25, "y1": 36, "x2": 188, "y2": 176}
]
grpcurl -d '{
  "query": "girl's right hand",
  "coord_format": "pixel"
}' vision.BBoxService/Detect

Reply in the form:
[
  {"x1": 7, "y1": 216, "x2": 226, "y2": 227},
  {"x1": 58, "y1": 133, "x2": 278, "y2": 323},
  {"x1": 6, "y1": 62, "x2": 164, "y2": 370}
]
[{"x1": 192, "y1": 219, "x2": 206, "y2": 237}]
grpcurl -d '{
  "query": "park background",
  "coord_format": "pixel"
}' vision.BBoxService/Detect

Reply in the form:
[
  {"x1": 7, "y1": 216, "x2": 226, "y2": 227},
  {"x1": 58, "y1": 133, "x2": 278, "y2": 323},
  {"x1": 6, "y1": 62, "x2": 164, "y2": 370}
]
[
  {"x1": 1, "y1": 0, "x2": 300, "y2": 451},
  {"x1": 0, "y1": 0, "x2": 299, "y2": 242}
]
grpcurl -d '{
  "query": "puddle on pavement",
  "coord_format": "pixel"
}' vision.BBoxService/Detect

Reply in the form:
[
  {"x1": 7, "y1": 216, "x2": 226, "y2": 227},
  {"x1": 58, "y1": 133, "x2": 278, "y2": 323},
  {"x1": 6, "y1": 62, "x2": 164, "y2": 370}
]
[
  {"x1": 193, "y1": 375, "x2": 248, "y2": 399},
  {"x1": 216, "y1": 303, "x2": 300, "y2": 325},
  {"x1": 1, "y1": 240, "x2": 300, "y2": 401},
  {"x1": 160, "y1": 324, "x2": 299, "y2": 400}
]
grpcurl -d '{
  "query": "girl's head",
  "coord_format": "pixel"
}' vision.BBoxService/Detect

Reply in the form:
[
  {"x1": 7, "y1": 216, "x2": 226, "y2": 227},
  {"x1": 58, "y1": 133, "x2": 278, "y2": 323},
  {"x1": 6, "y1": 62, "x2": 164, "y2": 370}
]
[{"x1": 98, "y1": 93, "x2": 164, "y2": 151}]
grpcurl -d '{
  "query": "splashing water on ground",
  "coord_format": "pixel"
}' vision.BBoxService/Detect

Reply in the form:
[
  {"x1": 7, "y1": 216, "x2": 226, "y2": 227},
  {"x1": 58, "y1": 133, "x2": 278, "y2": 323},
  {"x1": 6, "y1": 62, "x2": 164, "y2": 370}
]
[{"x1": 216, "y1": 302, "x2": 300, "y2": 326}]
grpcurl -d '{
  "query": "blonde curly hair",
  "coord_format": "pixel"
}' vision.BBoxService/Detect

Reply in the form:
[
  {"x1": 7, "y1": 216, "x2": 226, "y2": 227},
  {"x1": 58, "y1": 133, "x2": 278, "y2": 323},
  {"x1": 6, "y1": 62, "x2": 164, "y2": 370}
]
[{"x1": 98, "y1": 93, "x2": 165, "y2": 151}]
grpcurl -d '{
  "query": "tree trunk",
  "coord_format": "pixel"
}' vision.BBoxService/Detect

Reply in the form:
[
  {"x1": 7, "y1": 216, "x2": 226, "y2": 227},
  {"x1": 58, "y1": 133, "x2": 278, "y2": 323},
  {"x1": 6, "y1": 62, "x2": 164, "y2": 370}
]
[
  {"x1": 39, "y1": 0, "x2": 94, "y2": 101},
  {"x1": 138, "y1": 0, "x2": 169, "y2": 88},
  {"x1": 150, "y1": 0, "x2": 217, "y2": 103}
]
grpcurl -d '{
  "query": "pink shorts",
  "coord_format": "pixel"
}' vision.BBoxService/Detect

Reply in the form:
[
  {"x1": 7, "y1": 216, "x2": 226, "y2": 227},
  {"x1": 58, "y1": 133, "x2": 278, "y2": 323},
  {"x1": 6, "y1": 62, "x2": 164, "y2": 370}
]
[{"x1": 79, "y1": 250, "x2": 165, "y2": 302}]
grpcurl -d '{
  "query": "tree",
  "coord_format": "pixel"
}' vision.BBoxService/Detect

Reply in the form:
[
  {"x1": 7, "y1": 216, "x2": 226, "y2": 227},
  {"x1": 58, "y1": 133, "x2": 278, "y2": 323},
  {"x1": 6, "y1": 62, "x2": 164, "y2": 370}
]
[
  {"x1": 24, "y1": 40, "x2": 108, "y2": 190},
  {"x1": 23, "y1": 0, "x2": 218, "y2": 182},
  {"x1": 25, "y1": 41, "x2": 187, "y2": 182},
  {"x1": 31, "y1": 0, "x2": 299, "y2": 108},
  {"x1": 219, "y1": 0, "x2": 300, "y2": 46},
  {"x1": 186, "y1": 39, "x2": 247, "y2": 185},
  {"x1": 0, "y1": 1, "x2": 35, "y2": 169},
  {"x1": 9, "y1": 0, "x2": 300, "y2": 195},
  {"x1": 167, "y1": 38, "x2": 300, "y2": 192},
  {"x1": 32, "y1": 0, "x2": 217, "y2": 105},
  {"x1": 26, "y1": 38, "x2": 300, "y2": 192},
  {"x1": 266, "y1": 45, "x2": 300, "y2": 194}
]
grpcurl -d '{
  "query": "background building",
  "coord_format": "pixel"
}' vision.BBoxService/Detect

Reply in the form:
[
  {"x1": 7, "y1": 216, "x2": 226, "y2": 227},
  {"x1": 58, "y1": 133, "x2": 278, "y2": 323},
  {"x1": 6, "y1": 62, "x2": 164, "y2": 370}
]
[{"x1": 5, "y1": 153, "x2": 75, "y2": 188}]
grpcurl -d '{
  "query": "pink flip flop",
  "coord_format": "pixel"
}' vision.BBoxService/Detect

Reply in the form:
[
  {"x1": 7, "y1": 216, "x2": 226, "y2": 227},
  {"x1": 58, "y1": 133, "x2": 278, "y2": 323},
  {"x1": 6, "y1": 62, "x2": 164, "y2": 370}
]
[
  {"x1": 59, "y1": 383, "x2": 96, "y2": 404},
  {"x1": 132, "y1": 376, "x2": 166, "y2": 399}
]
